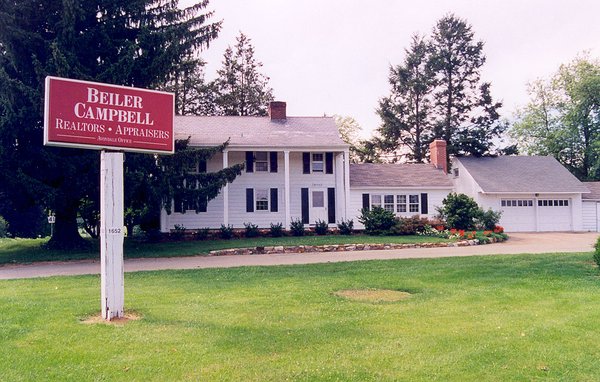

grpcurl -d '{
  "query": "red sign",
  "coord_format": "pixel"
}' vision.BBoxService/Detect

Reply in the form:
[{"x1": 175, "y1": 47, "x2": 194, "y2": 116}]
[{"x1": 44, "y1": 76, "x2": 174, "y2": 154}]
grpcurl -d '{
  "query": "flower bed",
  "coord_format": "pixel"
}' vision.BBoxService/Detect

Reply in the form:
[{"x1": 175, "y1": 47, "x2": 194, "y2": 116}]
[{"x1": 207, "y1": 235, "x2": 507, "y2": 256}]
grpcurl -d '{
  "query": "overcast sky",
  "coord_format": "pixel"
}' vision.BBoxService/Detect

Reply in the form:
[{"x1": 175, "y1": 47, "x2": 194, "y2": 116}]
[{"x1": 186, "y1": 0, "x2": 600, "y2": 138}]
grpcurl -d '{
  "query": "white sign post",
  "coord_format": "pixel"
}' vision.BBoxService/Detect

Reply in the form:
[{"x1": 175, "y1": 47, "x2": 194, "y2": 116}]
[
  {"x1": 100, "y1": 151, "x2": 125, "y2": 319},
  {"x1": 44, "y1": 76, "x2": 174, "y2": 321}
]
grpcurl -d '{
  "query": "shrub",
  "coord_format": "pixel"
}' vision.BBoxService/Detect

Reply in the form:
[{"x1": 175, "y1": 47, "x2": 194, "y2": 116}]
[
  {"x1": 337, "y1": 219, "x2": 354, "y2": 235},
  {"x1": 290, "y1": 218, "x2": 305, "y2": 237},
  {"x1": 269, "y1": 222, "x2": 285, "y2": 237},
  {"x1": 193, "y1": 228, "x2": 210, "y2": 240},
  {"x1": 0, "y1": 216, "x2": 9, "y2": 238},
  {"x1": 359, "y1": 207, "x2": 396, "y2": 235},
  {"x1": 436, "y1": 193, "x2": 482, "y2": 230},
  {"x1": 391, "y1": 216, "x2": 430, "y2": 235},
  {"x1": 314, "y1": 219, "x2": 329, "y2": 235},
  {"x1": 219, "y1": 224, "x2": 234, "y2": 239},
  {"x1": 594, "y1": 237, "x2": 600, "y2": 268},
  {"x1": 477, "y1": 208, "x2": 502, "y2": 230},
  {"x1": 243, "y1": 222, "x2": 260, "y2": 238},
  {"x1": 171, "y1": 224, "x2": 186, "y2": 240}
]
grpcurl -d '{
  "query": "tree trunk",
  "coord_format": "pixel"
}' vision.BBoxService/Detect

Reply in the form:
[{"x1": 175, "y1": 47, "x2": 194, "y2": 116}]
[{"x1": 47, "y1": 201, "x2": 89, "y2": 250}]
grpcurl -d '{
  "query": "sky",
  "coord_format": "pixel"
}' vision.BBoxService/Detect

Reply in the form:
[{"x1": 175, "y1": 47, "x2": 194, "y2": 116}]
[{"x1": 184, "y1": 0, "x2": 600, "y2": 138}]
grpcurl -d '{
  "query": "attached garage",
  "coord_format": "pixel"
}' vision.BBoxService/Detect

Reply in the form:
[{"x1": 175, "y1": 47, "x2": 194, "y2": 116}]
[
  {"x1": 453, "y1": 156, "x2": 588, "y2": 232},
  {"x1": 582, "y1": 182, "x2": 600, "y2": 232}
]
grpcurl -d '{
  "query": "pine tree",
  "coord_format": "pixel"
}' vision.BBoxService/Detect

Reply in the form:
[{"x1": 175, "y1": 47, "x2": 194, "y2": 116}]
[
  {"x1": 376, "y1": 34, "x2": 435, "y2": 163},
  {"x1": 429, "y1": 14, "x2": 504, "y2": 160},
  {"x1": 162, "y1": 56, "x2": 217, "y2": 116},
  {"x1": 0, "y1": 0, "x2": 221, "y2": 248},
  {"x1": 214, "y1": 32, "x2": 274, "y2": 116}
]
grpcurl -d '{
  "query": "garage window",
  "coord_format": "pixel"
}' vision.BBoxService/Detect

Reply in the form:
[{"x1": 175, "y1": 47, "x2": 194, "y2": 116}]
[
  {"x1": 501, "y1": 199, "x2": 533, "y2": 207},
  {"x1": 538, "y1": 199, "x2": 569, "y2": 207}
]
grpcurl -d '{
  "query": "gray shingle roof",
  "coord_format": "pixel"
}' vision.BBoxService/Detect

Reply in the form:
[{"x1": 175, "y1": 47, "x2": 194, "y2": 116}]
[
  {"x1": 350, "y1": 163, "x2": 453, "y2": 188},
  {"x1": 174, "y1": 116, "x2": 348, "y2": 149},
  {"x1": 456, "y1": 156, "x2": 589, "y2": 193},
  {"x1": 583, "y1": 182, "x2": 600, "y2": 200}
]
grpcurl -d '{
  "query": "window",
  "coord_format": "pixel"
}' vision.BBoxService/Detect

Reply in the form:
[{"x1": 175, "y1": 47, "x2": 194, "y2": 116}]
[
  {"x1": 255, "y1": 189, "x2": 269, "y2": 211},
  {"x1": 371, "y1": 194, "x2": 382, "y2": 208},
  {"x1": 396, "y1": 195, "x2": 407, "y2": 212},
  {"x1": 312, "y1": 191, "x2": 324, "y2": 207},
  {"x1": 409, "y1": 194, "x2": 419, "y2": 213},
  {"x1": 501, "y1": 199, "x2": 533, "y2": 207},
  {"x1": 312, "y1": 153, "x2": 324, "y2": 172},
  {"x1": 384, "y1": 195, "x2": 394, "y2": 212},
  {"x1": 538, "y1": 199, "x2": 569, "y2": 207},
  {"x1": 255, "y1": 152, "x2": 268, "y2": 172}
]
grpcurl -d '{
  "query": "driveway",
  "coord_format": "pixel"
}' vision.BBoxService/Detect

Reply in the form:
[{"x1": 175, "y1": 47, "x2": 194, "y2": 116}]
[{"x1": 0, "y1": 232, "x2": 597, "y2": 280}]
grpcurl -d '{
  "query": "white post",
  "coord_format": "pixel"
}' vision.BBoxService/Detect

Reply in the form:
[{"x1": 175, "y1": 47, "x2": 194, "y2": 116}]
[
  {"x1": 284, "y1": 150, "x2": 291, "y2": 229},
  {"x1": 100, "y1": 151, "x2": 124, "y2": 320},
  {"x1": 223, "y1": 150, "x2": 229, "y2": 226},
  {"x1": 344, "y1": 149, "x2": 351, "y2": 219}
]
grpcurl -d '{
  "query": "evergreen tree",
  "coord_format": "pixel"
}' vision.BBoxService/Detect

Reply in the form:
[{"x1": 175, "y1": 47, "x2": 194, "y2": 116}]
[
  {"x1": 334, "y1": 115, "x2": 363, "y2": 163},
  {"x1": 376, "y1": 34, "x2": 435, "y2": 163},
  {"x1": 429, "y1": 14, "x2": 504, "y2": 160},
  {"x1": 0, "y1": 0, "x2": 221, "y2": 248},
  {"x1": 214, "y1": 32, "x2": 274, "y2": 116}
]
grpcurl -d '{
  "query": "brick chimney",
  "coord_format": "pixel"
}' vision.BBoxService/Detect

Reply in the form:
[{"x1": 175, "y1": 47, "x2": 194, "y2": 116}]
[
  {"x1": 268, "y1": 101, "x2": 286, "y2": 121},
  {"x1": 429, "y1": 139, "x2": 447, "y2": 174}
]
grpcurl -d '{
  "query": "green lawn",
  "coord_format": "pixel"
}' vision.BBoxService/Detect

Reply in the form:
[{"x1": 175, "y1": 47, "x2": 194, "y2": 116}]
[
  {"x1": 1, "y1": 252, "x2": 600, "y2": 381},
  {"x1": 0, "y1": 235, "x2": 450, "y2": 265}
]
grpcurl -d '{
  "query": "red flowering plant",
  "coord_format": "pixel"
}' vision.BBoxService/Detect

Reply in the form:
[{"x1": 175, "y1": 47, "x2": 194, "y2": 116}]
[{"x1": 493, "y1": 225, "x2": 504, "y2": 233}]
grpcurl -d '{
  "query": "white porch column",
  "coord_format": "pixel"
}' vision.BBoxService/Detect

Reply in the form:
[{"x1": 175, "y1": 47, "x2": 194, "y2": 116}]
[
  {"x1": 223, "y1": 150, "x2": 229, "y2": 226},
  {"x1": 344, "y1": 149, "x2": 351, "y2": 219},
  {"x1": 284, "y1": 150, "x2": 291, "y2": 229},
  {"x1": 335, "y1": 152, "x2": 345, "y2": 222},
  {"x1": 100, "y1": 151, "x2": 124, "y2": 320}
]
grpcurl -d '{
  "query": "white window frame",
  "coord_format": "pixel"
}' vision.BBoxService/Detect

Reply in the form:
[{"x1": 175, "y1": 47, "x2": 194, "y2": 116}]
[
  {"x1": 255, "y1": 188, "x2": 269, "y2": 211},
  {"x1": 371, "y1": 194, "x2": 382, "y2": 208},
  {"x1": 254, "y1": 152, "x2": 269, "y2": 172},
  {"x1": 312, "y1": 153, "x2": 324, "y2": 173},
  {"x1": 396, "y1": 195, "x2": 407, "y2": 213},
  {"x1": 384, "y1": 195, "x2": 394, "y2": 212},
  {"x1": 409, "y1": 194, "x2": 420, "y2": 213}
]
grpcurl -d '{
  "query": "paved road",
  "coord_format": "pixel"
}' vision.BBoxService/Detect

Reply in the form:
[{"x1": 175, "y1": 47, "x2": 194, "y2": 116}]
[{"x1": 0, "y1": 232, "x2": 597, "y2": 280}]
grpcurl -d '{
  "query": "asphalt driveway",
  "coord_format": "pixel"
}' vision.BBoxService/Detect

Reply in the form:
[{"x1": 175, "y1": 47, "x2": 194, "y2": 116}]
[{"x1": 0, "y1": 232, "x2": 597, "y2": 280}]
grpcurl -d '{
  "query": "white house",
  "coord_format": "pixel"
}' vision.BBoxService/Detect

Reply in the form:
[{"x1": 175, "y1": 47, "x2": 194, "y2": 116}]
[
  {"x1": 161, "y1": 102, "x2": 351, "y2": 231},
  {"x1": 452, "y1": 156, "x2": 589, "y2": 232},
  {"x1": 160, "y1": 102, "x2": 593, "y2": 233}
]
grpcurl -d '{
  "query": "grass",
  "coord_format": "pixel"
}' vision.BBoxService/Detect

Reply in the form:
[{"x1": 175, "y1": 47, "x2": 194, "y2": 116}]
[
  {"x1": 0, "y1": 235, "x2": 450, "y2": 265},
  {"x1": 1, "y1": 252, "x2": 600, "y2": 381}
]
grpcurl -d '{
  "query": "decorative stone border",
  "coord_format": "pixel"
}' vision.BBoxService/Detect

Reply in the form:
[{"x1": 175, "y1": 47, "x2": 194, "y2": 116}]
[{"x1": 208, "y1": 237, "x2": 504, "y2": 257}]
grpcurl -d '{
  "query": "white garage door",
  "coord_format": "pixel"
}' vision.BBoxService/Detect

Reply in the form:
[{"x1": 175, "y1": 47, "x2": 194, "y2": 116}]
[
  {"x1": 537, "y1": 199, "x2": 572, "y2": 231},
  {"x1": 500, "y1": 199, "x2": 536, "y2": 232}
]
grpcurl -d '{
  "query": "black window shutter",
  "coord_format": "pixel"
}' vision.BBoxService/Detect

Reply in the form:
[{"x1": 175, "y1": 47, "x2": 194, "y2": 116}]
[
  {"x1": 270, "y1": 188, "x2": 278, "y2": 212},
  {"x1": 246, "y1": 188, "x2": 254, "y2": 212},
  {"x1": 302, "y1": 152, "x2": 310, "y2": 174},
  {"x1": 245, "y1": 151, "x2": 254, "y2": 173},
  {"x1": 362, "y1": 193, "x2": 370, "y2": 210},
  {"x1": 174, "y1": 195, "x2": 183, "y2": 213},
  {"x1": 198, "y1": 160, "x2": 207, "y2": 173},
  {"x1": 301, "y1": 188, "x2": 309, "y2": 224},
  {"x1": 270, "y1": 152, "x2": 278, "y2": 173},
  {"x1": 420, "y1": 193, "x2": 428, "y2": 214},
  {"x1": 199, "y1": 197, "x2": 207, "y2": 213},
  {"x1": 325, "y1": 152, "x2": 334, "y2": 174},
  {"x1": 327, "y1": 188, "x2": 336, "y2": 224}
]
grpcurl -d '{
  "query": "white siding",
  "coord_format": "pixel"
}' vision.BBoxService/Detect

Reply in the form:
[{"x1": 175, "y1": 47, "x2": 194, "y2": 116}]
[
  {"x1": 582, "y1": 201, "x2": 598, "y2": 232},
  {"x1": 161, "y1": 150, "x2": 345, "y2": 231},
  {"x1": 349, "y1": 188, "x2": 452, "y2": 229}
]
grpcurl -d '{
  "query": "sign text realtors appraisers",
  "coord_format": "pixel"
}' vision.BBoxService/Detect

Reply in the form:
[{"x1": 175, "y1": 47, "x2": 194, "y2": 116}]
[{"x1": 44, "y1": 77, "x2": 174, "y2": 154}]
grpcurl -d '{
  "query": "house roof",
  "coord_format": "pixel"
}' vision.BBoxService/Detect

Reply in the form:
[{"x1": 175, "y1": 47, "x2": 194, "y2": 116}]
[
  {"x1": 455, "y1": 156, "x2": 589, "y2": 194},
  {"x1": 350, "y1": 163, "x2": 453, "y2": 188},
  {"x1": 174, "y1": 116, "x2": 348, "y2": 149},
  {"x1": 583, "y1": 182, "x2": 600, "y2": 200}
]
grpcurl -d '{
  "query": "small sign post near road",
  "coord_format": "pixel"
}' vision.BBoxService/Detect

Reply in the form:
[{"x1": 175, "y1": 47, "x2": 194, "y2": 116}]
[{"x1": 44, "y1": 76, "x2": 174, "y2": 320}]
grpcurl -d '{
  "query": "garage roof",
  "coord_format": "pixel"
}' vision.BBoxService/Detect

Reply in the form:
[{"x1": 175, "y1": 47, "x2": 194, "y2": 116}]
[
  {"x1": 456, "y1": 156, "x2": 589, "y2": 194},
  {"x1": 350, "y1": 163, "x2": 453, "y2": 188},
  {"x1": 583, "y1": 182, "x2": 600, "y2": 200}
]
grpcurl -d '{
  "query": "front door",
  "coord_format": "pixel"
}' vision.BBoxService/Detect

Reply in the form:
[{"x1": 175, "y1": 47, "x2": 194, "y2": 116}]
[{"x1": 310, "y1": 189, "x2": 328, "y2": 224}]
